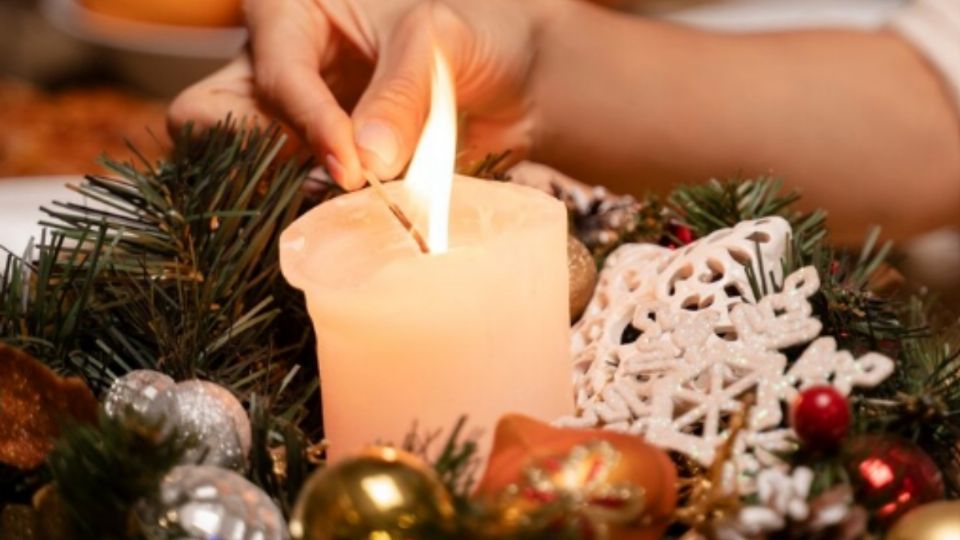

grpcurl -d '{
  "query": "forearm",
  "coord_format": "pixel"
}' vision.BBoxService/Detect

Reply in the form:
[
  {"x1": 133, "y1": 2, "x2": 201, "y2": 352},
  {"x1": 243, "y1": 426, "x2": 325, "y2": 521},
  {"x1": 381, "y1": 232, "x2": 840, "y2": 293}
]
[{"x1": 530, "y1": 1, "x2": 960, "y2": 241}]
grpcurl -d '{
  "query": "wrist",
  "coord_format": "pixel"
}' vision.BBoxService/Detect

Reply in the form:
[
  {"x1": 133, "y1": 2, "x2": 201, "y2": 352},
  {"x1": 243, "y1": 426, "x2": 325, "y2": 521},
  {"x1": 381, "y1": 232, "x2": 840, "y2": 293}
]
[
  {"x1": 524, "y1": 0, "x2": 566, "y2": 165},
  {"x1": 524, "y1": 0, "x2": 598, "y2": 166}
]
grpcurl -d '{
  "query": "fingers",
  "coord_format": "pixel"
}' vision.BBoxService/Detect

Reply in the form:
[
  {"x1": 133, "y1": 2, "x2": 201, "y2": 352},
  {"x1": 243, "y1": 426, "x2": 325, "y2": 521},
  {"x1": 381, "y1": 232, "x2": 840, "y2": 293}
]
[
  {"x1": 350, "y1": 5, "x2": 436, "y2": 180},
  {"x1": 167, "y1": 55, "x2": 269, "y2": 134},
  {"x1": 246, "y1": 0, "x2": 364, "y2": 189}
]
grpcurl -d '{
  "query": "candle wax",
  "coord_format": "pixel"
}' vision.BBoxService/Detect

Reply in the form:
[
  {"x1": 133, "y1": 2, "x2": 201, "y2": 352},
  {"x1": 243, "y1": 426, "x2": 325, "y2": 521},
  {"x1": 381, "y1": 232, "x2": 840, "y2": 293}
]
[{"x1": 280, "y1": 176, "x2": 574, "y2": 462}]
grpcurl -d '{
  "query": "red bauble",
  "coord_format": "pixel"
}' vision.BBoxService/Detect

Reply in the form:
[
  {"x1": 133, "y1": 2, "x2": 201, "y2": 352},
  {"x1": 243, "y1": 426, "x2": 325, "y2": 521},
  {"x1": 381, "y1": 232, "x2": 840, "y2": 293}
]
[
  {"x1": 673, "y1": 224, "x2": 695, "y2": 246},
  {"x1": 846, "y1": 436, "x2": 945, "y2": 525},
  {"x1": 791, "y1": 385, "x2": 851, "y2": 449}
]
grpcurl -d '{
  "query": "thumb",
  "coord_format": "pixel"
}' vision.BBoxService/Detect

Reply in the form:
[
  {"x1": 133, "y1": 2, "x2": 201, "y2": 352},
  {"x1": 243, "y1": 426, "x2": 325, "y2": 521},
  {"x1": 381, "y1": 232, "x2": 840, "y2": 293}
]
[{"x1": 351, "y1": 8, "x2": 435, "y2": 180}]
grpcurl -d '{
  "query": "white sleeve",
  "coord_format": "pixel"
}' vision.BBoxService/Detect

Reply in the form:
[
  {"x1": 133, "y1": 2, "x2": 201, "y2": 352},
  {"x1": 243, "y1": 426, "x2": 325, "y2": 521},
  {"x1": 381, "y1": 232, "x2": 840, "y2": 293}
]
[{"x1": 889, "y1": 0, "x2": 960, "y2": 110}]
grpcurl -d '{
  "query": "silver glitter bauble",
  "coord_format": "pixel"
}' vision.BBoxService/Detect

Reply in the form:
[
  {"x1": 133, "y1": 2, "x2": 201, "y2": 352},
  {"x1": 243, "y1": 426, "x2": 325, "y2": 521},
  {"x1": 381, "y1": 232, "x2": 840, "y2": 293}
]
[
  {"x1": 156, "y1": 380, "x2": 252, "y2": 471},
  {"x1": 139, "y1": 465, "x2": 288, "y2": 540},
  {"x1": 103, "y1": 369, "x2": 177, "y2": 423}
]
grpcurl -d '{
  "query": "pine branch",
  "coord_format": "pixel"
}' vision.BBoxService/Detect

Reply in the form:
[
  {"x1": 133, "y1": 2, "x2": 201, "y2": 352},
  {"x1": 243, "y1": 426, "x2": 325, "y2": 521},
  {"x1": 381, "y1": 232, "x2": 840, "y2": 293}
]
[
  {"x1": 1, "y1": 119, "x2": 319, "y2": 409},
  {"x1": 1, "y1": 120, "x2": 323, "y2": 515},
  {"x1": 854, "y1": 298, "x2": 960, "y2": 494},
  {"x1": 670, "y1": 177, "x2": 827, "y2": 259},
  {"x1": 47, "y1": 410, "x2": 190, "y2": 539}
]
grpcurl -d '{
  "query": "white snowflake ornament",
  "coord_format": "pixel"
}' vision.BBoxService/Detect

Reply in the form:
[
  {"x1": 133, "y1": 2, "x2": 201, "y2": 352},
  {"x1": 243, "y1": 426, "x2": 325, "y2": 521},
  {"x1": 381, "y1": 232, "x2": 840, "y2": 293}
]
[
  {"x1": 715, "y1": 467, "x2": 814, "y2": 540},
  {"x1": 561, "y1": 218, "x2": 895, "y2": 490}
]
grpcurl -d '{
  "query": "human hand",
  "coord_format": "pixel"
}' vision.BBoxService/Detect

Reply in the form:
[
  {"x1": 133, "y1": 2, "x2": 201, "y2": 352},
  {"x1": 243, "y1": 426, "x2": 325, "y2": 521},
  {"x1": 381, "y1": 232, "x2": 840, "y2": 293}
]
[{"x1": 168, "y1": 0, "x2": 553, "y2": 190}]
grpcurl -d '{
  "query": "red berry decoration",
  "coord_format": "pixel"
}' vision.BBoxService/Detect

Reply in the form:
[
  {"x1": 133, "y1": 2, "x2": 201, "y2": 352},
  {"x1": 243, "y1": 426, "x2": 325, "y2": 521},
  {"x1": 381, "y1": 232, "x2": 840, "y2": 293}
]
[
  {"x1": 790, "y1": 385, "x2": 851, "y2": 449},
  {"x1": 845, "y1": 435, "x2": 945, "y2": 525},
  {"x1": 673, "y1": 224, "x2": 696, "y2": 246}
]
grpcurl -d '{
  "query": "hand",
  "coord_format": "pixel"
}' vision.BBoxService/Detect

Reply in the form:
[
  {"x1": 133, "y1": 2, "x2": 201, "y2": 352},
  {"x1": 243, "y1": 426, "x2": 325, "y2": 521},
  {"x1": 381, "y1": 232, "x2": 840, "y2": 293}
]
[{"x1": 168, "y1": 0, "x2": 552, "y2": 190}]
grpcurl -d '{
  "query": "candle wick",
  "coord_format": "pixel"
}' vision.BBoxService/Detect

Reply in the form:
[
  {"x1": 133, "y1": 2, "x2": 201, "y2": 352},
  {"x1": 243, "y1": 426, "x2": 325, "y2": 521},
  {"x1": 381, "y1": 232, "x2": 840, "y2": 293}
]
[{"x1": 363, "y1": 170, "x2": 430, "y2": 254}]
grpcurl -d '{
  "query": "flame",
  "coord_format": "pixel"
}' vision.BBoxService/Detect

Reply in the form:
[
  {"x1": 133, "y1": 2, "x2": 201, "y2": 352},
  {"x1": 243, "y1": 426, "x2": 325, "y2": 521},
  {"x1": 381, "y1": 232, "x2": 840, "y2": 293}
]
[{"x1": 404, "y1": 47, "x2": 457, "y2": 254}]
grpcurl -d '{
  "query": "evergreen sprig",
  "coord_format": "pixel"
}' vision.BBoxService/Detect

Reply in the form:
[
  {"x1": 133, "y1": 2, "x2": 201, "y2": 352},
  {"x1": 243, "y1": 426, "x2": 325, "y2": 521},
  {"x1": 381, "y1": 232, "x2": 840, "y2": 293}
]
[
  {"x1": 0, "y1": 120, "x2": 324, "y2": 508},
  {"x1": 670, "y1": 176, "x2": 827, "y2": 259},
  {"x1": 47, "y1": 411, "x2": 190, "y2": 539},
  {"x1": 855, "y1": 298, "x2": 960, "y2": 493},
  {"x1": 2, "y1": 119, "x2": 318, "y2": 409}
]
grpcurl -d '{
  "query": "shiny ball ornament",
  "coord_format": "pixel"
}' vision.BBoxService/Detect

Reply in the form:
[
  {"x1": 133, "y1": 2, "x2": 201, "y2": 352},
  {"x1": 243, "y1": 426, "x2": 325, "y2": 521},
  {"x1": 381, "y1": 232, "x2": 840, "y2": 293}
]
[
  {"x1": 887, "y1": 501, "x2": 960, "y2": 540},
  {"x1": 475, "y1": 414, "x2": 677, "y2": 540},
  {"x1": 289, "y1": 447, "x2": 455, "y2": 540},
  {"x1": 568, "y1": 235, "x2": 598, "y2": 321},
  {"x1": 103, "y1": 369, "x2": 176, "y2": 424},
  {"x1": 845, "y1": 435, "x2": 945, "y2": 525},
  {"x1": 790, "y1": 385, "x2": 851, "y2": 449},
  {"x1": 138, "y1": 465, "x2": 286, "y2": 540},
  {"x1": 155, "y1": 380, "x2": 252, "y2": 472}
]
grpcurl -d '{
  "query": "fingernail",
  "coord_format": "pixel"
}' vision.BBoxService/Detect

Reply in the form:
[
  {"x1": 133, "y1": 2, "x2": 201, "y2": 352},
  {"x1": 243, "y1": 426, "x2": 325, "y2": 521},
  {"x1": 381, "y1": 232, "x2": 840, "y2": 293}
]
[
  {"x1": 300, "y1": 167, "x2": 333, "y2": 194},
  {"x1": 324, "y1": 155, "x2": 346, "y2": 185},
  {"x1": 355, "y1": 120, "x2": 399, "y2": 172},
  {"x1": 306, "y1": 166, "x2": 333, "y2": 184}
]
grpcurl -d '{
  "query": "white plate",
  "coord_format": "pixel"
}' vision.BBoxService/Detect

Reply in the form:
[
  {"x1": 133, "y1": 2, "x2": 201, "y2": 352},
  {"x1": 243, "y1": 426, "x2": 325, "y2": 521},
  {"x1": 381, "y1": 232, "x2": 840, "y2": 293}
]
[
  {"x1": 41, "y1": 0, "x2": 246, "y2": 59},
  {"x1": 0, "y1": 176, "x2": 86, "y2": 258}
]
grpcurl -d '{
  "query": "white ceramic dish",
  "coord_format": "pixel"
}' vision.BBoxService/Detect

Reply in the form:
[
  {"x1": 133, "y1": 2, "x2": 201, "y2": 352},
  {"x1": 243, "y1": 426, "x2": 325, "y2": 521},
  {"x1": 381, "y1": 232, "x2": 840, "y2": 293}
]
[
  {"x1": 0, "y1": 176, "x2": 85, "y2": 258},
  {"x1": 40, "y1": 0, "x2": 245, "y2": 59}
]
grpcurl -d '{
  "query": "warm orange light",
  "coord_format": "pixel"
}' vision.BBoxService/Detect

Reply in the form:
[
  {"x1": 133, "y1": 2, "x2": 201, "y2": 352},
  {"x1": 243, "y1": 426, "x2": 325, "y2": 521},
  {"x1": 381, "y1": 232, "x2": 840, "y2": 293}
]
[{"x1": 404, "y1": 47, "x2": 457, "y2": 254}]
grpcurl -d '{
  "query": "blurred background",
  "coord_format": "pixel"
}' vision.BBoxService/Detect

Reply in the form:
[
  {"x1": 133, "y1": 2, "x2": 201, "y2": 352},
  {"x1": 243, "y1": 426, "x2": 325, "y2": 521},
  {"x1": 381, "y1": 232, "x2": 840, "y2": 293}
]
[
  {"x1": 0, "y1": 0, "x2": 909, "y2": 176},
  {"x1": 0, "y1": 0, "x2": 957, "y2": 304},
  {"x1": 0, "y1": 0, "x2": 246, "y2": 177}
]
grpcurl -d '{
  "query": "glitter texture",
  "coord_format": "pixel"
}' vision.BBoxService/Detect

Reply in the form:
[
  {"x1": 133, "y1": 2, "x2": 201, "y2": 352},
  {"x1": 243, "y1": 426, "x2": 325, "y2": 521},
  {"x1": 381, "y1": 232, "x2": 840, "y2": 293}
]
[
  {"x1": 561, "y1": 219, "x2": 894, "y2": 492},
  {"x1": 139, "y1": 464, "x2": 287, "y2": 540}
]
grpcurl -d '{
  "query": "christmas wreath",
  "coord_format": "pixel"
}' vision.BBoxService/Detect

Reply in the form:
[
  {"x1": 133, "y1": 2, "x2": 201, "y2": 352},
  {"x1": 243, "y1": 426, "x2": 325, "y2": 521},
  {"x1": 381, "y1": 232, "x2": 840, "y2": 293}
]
[{"x1": 1, "y1": 122, "x2": 957, "y2": 540}]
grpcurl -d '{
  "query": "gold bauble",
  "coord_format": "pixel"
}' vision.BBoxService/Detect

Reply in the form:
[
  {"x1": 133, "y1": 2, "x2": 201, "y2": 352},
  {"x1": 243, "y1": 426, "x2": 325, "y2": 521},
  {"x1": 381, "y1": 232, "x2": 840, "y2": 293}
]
[
  {"x1": 568, "y1": 235, "x2": 598, "y2": 321},
  {"x1": 289, "y1": 447, "x2": 455, "y2": 540},
  {"x1": 887, "y1": 501, "x2": 960, "y2": 540}
]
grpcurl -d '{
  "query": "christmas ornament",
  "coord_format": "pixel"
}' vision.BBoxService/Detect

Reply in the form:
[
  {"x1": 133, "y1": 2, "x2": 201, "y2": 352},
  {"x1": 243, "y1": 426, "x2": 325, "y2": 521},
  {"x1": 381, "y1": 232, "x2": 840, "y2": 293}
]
[
  {"x1": 790, "y1": 385, "x2": 851, "y2": 449},
  {"x1": 569, "y1": 234, "x2": 598, "y2": 321},
  {"x1": 665, "y1": 223, "x2": 696, "y2": 247},
  {"x1": 0, "y1": 344, "x2": 97, "y2": 469},
  {"x1": 845, "y1": 435, "x2": 944, "y2": 525},
  {"x1": 289, "y1": 447, "x2": 455, "y2": 540},
  {"x1": 714, "y1": 467, "x2": 813, "y2": 539},
  {"x1": 137, "y1": 464, "x2": 286, "y2": 540},
  {"x1": 562, "y1": 218, "x2": 894, "y2": 490},
  {"x1": 474, "y1": 414, "x2": 676, "y2": 540},
  {"x1": 887, "y1": 501, "x2": 960, "y2": 540},
  {"x1": 153, "y1": 380, "x2": 251, "y2": 471},
  {"x1": 102, "y1": 369, "x2": 176, "y2": 424}
]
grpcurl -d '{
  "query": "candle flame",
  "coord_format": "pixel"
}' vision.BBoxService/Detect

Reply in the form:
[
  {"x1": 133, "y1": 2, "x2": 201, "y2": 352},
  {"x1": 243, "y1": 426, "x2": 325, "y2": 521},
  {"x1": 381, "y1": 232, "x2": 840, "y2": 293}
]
[{"x1": 404, "y1": 47, "x2": 457, "y2": 254}]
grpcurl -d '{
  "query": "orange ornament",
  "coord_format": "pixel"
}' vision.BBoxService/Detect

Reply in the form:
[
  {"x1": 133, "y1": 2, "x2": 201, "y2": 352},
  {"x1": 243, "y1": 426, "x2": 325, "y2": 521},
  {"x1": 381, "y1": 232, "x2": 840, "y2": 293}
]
[
  {"x1": 475, "y1": 414, "x2": 677, "y2": 540},
  {"x1": 82, "y1": 0, "x2": 242, "y2": 27}
]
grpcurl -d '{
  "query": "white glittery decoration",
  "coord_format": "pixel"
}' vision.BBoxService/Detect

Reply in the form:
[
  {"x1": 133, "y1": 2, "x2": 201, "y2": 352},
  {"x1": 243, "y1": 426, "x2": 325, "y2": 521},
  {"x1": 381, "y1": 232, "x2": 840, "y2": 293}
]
[
  {"x1": 715, "y1": 467, "x2": 815, "y2": 540},
  {"x1": 561, "y1": 218, "x2": 895, "y2": 489}
]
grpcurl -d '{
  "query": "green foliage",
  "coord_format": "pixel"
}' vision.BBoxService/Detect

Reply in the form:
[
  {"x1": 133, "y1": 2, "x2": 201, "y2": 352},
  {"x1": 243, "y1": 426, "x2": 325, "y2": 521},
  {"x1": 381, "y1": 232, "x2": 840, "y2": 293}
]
[
  {"x1": 676, "y1": 177, "x2": 908, "y2": 352},
  {"x1": 669, "y1": 176, "x2": 826, "y2": 254},
  {"x1": 0, "y1": 228, "x2": 111, "y2": 371},
  {"x1": 47, "y1": 411, "x2": 190, "y2": 539},
  {"x1": 0, "y1": 120, "x2": 323, "y2": 507},
  {"x1": 855, "y1": 298, "x2": 960, "y2": 494}
]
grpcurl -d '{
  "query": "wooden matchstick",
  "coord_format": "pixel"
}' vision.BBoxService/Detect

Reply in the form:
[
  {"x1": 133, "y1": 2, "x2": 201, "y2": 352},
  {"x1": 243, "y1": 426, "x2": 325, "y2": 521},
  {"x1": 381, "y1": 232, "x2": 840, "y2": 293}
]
[{"x1": 363, "y1": 171, "x2": 430, "y2": 254}]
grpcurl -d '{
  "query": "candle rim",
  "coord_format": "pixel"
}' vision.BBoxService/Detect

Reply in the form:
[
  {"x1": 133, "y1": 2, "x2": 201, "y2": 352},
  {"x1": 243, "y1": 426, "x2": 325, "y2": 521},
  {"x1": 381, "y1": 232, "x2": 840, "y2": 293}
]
[{"x1": 279, "y1": 176, "x2": 567, "y2": 293}]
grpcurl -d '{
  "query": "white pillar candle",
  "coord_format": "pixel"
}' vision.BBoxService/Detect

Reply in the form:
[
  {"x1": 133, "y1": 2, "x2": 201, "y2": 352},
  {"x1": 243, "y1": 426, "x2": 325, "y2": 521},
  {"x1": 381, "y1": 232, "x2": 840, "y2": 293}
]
[{"x1": 280, "y1": 176, "x2": 573, "y2": 462}]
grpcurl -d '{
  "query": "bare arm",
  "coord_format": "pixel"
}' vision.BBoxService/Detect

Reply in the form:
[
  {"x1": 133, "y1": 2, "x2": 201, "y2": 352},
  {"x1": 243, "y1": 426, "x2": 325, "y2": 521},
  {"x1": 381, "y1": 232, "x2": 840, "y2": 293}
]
[{"x1": 531, "y1": 2, "x2": 960, "y2": 241}]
